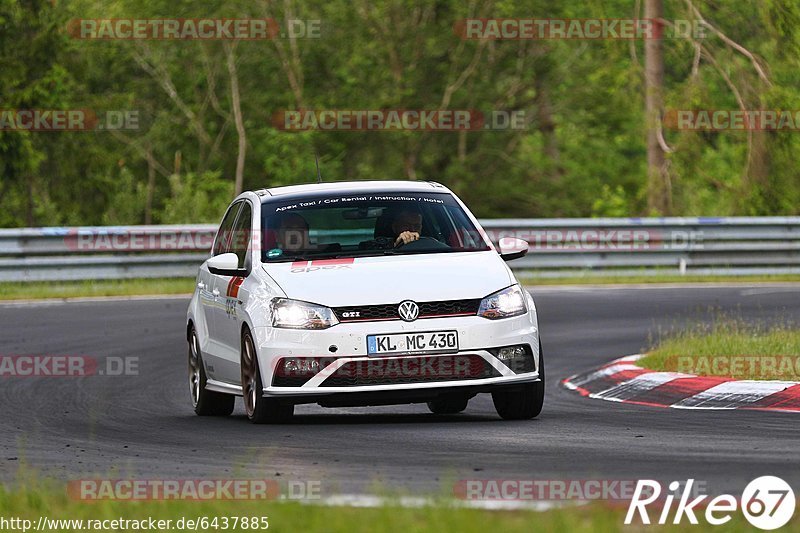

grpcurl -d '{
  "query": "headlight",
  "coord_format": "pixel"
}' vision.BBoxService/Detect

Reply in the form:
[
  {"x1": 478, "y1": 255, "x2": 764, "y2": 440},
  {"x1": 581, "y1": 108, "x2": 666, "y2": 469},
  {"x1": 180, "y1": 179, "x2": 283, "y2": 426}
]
[
  {"x1": 478, "y1": 285, "x2": 527, "y2": 319},
  {"x1": 271, "y1": 298, "x2": 339, "y2": 329}
]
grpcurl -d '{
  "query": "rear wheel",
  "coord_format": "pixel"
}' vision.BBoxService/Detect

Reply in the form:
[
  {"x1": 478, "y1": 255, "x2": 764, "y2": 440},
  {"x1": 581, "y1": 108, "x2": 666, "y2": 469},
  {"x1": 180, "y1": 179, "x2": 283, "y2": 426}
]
[
  {"x1": 492, "y1": 341, "x2": 545, "y2": 420},
  {"x1": 427, "y1": 395, "x2": 469, "y2": 414},
  {"x1": 241, "y1": 329, "x2": 294, "y2": 424},
  {"x1": 188, "y1": 327, "x2": 234, "y2": 416}
]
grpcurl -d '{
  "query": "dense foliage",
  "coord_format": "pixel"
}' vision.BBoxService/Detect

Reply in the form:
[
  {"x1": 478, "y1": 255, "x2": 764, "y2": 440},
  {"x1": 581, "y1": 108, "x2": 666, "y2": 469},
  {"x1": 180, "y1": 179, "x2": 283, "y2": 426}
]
[{"x1": 0, "y1": 0, "x2": 798, "y2": 226}]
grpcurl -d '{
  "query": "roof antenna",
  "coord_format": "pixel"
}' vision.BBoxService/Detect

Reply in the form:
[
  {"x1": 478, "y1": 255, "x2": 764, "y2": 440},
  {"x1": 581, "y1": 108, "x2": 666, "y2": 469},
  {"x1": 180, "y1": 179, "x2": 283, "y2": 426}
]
[{"x1": 314, "y1": 151, "x2": 322, "y2": 183}]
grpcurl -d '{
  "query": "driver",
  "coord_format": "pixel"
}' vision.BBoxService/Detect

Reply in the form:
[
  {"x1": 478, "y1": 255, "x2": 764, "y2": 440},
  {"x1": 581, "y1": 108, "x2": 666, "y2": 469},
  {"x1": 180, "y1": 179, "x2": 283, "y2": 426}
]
[
  {"x1": 275, "y1": 213, "x2": 309, "y2": 251},
  {"x1": 391, "y1": 208, "x2": 423, "y2": 247}
]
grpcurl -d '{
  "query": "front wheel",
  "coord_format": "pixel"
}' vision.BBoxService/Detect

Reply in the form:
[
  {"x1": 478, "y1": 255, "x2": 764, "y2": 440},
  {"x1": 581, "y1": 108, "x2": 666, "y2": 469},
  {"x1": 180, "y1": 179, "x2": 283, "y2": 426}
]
[
  {"x1": 241, "y1": 329, "x2": 294, "y2": 424},
  {"x1": 188, "y1": 327, "x2": 234, "y2": 416},
  {"x1": 492, "y1": 341, "x2": 545, "y2": 420}
]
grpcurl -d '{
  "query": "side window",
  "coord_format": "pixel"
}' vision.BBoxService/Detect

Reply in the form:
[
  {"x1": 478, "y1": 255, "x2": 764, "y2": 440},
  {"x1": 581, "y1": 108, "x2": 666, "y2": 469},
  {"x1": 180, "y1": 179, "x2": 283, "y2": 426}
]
[
  {"x1": 212, "y1": 203, "x2": 242, "y2": 256},
  {"x1": 230, "y1": 202, "x2": 252, "y2": 268}
]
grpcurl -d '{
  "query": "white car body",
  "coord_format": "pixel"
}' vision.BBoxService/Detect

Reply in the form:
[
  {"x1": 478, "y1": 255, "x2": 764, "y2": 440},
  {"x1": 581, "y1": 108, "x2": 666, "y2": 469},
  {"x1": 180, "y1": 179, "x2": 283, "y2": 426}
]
[{"x1": 186, "y1": 181, "x2": 542, "y2": 421}]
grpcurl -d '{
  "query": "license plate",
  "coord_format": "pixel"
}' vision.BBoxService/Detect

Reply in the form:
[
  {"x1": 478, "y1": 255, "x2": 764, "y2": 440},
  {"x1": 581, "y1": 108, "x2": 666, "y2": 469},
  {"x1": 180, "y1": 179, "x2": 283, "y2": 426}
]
[{"x1": 367, "y1": 331, "x2": 459, "y2": 356}]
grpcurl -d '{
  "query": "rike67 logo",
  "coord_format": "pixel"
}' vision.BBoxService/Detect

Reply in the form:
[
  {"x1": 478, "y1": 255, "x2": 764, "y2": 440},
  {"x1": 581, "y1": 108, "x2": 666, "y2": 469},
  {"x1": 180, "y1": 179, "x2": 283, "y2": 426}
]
[{"x1": 626, "y1": 477, "x2": 795, "y2": 530}]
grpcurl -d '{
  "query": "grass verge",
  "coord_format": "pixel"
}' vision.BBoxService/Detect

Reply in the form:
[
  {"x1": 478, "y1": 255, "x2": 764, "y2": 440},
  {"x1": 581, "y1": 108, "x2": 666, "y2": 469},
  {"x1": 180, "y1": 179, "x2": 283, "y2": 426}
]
[
  {"x1": 2, "y1": 274, "x2": 800, "y2": 301},
  {"x1": 639, "y1": 319, "x2": 800, "y2": 380},
  {"x1": 0, "y1": 483, "x2": 793, "y2": 533},
  {"x1": 0, "y1": 278, "x2": 195, "y2": 300}
]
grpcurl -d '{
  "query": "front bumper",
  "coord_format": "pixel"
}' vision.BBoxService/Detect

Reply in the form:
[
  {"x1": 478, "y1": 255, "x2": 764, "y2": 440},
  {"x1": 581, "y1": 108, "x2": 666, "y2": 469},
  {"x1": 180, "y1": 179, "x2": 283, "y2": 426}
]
[{"x1": 252, "y1": 313, "x2": 539, "y2": 399}]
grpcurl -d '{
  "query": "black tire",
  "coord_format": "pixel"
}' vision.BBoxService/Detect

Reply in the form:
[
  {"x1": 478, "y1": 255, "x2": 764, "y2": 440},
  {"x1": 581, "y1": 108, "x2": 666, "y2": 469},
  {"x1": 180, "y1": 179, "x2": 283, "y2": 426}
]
[
  {"x1": 492, "y1": 341, "x2": 545, "y2": 420},
  {"x1": 189, "y1": 327, "x2": 235, "y2": 416},
  {"x1": 241, "y1": 329, "x2": 294, "y2": 424},
  {"x1": 427, "y1": 396, "x2": 469, "y2": 414}
]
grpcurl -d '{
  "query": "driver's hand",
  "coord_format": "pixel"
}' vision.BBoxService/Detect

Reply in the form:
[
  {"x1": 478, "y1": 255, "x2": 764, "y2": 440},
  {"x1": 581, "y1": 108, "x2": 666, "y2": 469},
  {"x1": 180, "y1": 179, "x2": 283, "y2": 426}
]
[{"x1": 394, "y1": 231, "x2": 420, "y2": 247}]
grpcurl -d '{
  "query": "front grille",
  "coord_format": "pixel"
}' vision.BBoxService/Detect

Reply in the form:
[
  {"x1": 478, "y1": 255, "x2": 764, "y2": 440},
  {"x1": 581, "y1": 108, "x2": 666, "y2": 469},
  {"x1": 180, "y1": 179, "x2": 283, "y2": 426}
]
[
  {"x1": 320, "y1": 354, "x2": 499, "y2": 387},
  {"x1": 419, "y1": 299, "x2": 481, "y2": 317},
  {"x1": 333, "y1": 298, "x2": 481, "y2": 322}
]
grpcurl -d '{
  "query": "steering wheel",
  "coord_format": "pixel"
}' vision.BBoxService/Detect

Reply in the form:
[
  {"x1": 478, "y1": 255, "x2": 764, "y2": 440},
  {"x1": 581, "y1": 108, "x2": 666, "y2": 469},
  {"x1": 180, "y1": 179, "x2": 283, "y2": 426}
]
[{"x1": 395, "y1": 236, "x2": 449, "y2": 251}]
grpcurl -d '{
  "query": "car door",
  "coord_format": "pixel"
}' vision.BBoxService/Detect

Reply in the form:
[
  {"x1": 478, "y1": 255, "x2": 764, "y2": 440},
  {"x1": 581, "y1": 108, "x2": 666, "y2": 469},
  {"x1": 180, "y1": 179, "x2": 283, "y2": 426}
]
[
  {"x1": 201, "y1": 201, "x2": 242, "y2": 381},
  {"x1": 211, "y1": 200, "x2": 253, "y2": 384}
]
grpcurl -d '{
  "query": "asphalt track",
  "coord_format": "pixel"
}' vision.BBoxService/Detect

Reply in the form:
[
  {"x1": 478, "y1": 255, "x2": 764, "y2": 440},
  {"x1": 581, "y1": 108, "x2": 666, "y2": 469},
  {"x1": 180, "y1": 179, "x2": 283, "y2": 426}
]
[{"x1": 1, "y1": 285, "x2": 799, "y2": 497}]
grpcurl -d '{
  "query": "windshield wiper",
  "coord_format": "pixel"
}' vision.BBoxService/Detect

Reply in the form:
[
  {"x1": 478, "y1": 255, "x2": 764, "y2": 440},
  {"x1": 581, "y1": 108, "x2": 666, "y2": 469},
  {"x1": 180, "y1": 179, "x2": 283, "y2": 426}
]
[
  {"x1": 264, "y1": 251, "x2": 376, "y2": 262},
  {"x1": 354, "y1": 249, "x2": 401, "y2": 257},
  {"x1": 266, "y1": 247, "x2": 449, "y2": 263}
]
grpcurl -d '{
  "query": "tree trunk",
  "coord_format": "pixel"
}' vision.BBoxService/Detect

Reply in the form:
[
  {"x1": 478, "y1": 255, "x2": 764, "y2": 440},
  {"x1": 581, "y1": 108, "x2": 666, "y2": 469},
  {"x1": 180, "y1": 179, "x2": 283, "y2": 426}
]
[
  {"x1": 404, "y1": 150, "x2": 418, "y2": 180},
  {"x1": 226, "y1": 44, "x2": 246, "y2": 195},
  {"x1": 644, "y1": 0, "x2": 669, "y2": 214},
  {"x1": 26, "y1": 176, "x2": 35, "y2": 226},
  {"x1": 535, "y1": 75, "x2": 559, "y2": 164},
  {"x1": 144, "y1": 149, "x2": 156, "y2": 225},
  {"x1": 743, "y1": 87, "x2": 769, "y2": 213}
]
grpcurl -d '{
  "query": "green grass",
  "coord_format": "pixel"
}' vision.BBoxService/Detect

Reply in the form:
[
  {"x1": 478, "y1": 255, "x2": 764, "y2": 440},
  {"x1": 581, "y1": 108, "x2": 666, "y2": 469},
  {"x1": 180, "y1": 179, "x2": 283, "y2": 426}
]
[
  {"x1": 519, "y1": 273, "x2": 800, "y2": 285},
  {"x1": 639, "y1": 319, "x2": 800, "y2": 380},
  {"x1": 0, "y1": 481, "x2": 795, "y2": 533},
  {"x1": 2, "y1": 273, "x2": 799, "y2": 301},
  {"x1": 0, "y1": 278, "x2": 195, "y2": 300}
]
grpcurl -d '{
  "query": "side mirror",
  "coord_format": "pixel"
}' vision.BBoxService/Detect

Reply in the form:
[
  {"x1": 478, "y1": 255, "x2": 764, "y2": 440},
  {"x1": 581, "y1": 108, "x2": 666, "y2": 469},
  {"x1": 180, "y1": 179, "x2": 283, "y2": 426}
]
[
  {"x1": 498, "y1": 237, "x2": 529, "y2": 262},
  {"x1": 207, "y1": 252, "x2": 247, "y2": 277}
]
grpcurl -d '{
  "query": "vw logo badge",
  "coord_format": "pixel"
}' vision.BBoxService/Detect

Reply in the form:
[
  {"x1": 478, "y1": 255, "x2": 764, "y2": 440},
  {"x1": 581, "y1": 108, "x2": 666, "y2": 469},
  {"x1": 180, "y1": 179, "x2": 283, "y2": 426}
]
[{"x1": 398, "y1": 300, "x2": 420, "y2": 322}]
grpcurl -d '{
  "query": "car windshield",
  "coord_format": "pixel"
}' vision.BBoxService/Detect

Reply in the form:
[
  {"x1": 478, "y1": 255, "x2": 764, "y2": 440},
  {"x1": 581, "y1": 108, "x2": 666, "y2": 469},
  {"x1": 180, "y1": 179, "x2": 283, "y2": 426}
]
[{"x1": 260, "y1": 191, "x2": 491, "y2": 262}]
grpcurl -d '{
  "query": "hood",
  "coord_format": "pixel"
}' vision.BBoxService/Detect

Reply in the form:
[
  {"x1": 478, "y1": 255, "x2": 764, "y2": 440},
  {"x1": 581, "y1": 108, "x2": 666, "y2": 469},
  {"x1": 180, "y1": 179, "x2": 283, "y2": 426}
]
[{"x1": 263, "y1": 251, "x2": 514, "y2": 307}]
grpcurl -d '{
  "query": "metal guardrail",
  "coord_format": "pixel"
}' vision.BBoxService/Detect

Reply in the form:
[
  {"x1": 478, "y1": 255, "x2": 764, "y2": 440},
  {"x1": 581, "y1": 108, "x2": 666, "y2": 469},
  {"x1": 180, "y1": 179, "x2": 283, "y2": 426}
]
[
  {"x1": 0, "y1": 217, "x2": 798, "y2": 281},
  {"x1": 480, "y1": 217, "x2": 800, "y2": 277}
]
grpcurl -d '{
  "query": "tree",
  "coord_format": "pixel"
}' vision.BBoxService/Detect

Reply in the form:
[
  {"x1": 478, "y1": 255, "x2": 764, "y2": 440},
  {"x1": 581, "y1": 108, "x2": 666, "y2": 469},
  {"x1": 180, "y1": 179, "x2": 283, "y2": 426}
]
[{"x1": 644, "y1": 0, "x2": 670, "y2": 215}]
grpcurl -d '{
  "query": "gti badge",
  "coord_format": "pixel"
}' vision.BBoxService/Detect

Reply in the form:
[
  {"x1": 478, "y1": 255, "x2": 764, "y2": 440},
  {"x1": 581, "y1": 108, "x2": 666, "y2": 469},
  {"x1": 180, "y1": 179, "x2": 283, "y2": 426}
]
[{"x1": 398, "y1": 300, "x2": 420, "y2": 322}]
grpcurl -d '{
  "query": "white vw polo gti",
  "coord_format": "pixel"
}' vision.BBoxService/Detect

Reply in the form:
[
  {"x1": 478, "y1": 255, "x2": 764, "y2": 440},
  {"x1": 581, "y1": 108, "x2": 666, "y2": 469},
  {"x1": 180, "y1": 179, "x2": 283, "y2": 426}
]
[{"x1": 186, "y1": 181, "x2": 542, "y2": 423}]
